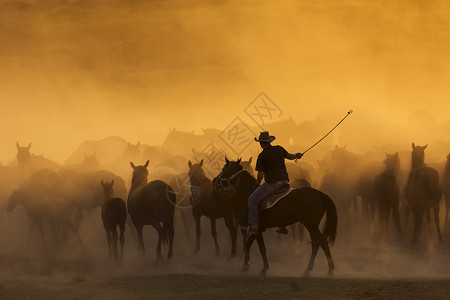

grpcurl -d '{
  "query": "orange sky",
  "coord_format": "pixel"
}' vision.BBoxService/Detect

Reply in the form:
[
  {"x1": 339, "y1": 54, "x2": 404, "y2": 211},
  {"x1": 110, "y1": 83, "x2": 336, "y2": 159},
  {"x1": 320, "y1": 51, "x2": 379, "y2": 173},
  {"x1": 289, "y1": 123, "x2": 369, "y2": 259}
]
[{"x1": 1, "y1": 0, "x2": 450, "y2": 163}]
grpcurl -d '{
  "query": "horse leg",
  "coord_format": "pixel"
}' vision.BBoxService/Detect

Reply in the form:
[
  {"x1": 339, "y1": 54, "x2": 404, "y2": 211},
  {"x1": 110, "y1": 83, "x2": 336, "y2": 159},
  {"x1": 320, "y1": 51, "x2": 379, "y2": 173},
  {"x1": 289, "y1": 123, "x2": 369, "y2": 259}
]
[
  {"x1": 392, "y1": 204, "x2": 402, "y2": 238},
  {"x1": 105, "y1": 228, "x2": 112, "y2": 259},
  {"x1": 445, "y1": 195, "x2": 449, "y2": 226},
  {"x1": 134, "y1": 222, "x2": 145, "y2": 254},
  {"x1": 66, "y1": 220, "x2": 85, "y2": 253},
  {"x1": 241, "y1": 228, "x2": 248, "y2": 253},
  {"x1": 224, "y1": 217, "x2": 236, "y2": 260},
  {"x1": 298, "y1": 223, "x2": 305, "y2": 241},
  {"x1": 303, "y1": 227, "x2": 321, "y2": 277},
  {"x1": 111, "y1": 226, "x2": 119, "y2": 259},
  {"x1": 256, "y1": 233, "x2": 269, "y2": 275},
  {"x1": 426, "y1": 208, "x2": 431, "y2": 225},
  {"x1": 404, "y1": 202, "x2": 411, "y2": 228},
  {"x1": 412, "y1": 206, "x2": 424, "y2": 243},
  {"x1": 209, "y1": 217, "x2": 220, "y2": 256},
  {"x1": 320, "y1": 239, "x2": 335, "y2": 276},
  {"x1": 290, "y1": 224, "x2": 297, "y2": 240},
  {"x1": 119, "y1": 222, "x2": 125, "y2": 261},
  {"x1": 242, "y1": 234, "x2": 257, "y2": 272},
  {"x1": 36, "y1": 221, "x2": 47, "y2": 251},
  {"x1": 165, "y1": 220, "x2": 175, "y2": 259},
  {"x1": 194, "y1": 213, "x2": 201, "y2": 254},
  {"x1": 153, "y1": 223, "x2": 164, "y2": 261},
  {"x1": 433, "y1": 204, "x2": 443, "y2": 242}
]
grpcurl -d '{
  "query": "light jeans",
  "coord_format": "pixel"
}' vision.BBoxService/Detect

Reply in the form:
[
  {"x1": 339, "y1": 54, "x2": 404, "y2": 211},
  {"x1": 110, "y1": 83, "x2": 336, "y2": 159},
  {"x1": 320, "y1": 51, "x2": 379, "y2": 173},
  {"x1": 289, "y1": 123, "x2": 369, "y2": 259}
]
[{"x1": 248, "y1": 179, "x2": 289, "y2": 225}]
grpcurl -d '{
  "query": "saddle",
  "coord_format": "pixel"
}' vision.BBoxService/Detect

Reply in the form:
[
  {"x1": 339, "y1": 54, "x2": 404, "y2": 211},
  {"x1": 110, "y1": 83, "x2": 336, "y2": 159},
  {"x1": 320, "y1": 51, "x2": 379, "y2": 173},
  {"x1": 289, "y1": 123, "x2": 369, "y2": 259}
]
[{"x1": 260, "y1": 184, "x2": 294, "y2": 210}]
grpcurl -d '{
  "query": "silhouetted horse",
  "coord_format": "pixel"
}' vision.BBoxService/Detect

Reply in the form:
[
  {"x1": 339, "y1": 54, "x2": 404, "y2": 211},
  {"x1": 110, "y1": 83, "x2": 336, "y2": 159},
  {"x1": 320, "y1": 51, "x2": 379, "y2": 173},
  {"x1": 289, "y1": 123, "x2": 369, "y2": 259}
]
[
  {"x1": 101, "y1": 179, "x2": 126, "y2": 260},
  {"x1": 15, "y1": 142, "x2": 60, "y2": 178},
  {"x1": 442, "y1": 154, "x2": 450, "y2": 226},
  {"x1": 219, "y1": 159, "x2": 337, "y2": 276},
  {"x1": 404, "y1": 143, "x2": 442, "y2": 243},
  {"x1": 127, "y1": 161, "x2": 175, "y2": 259},
  {"x1": 189, "y1": 159, "x2": 239, "y2": 259},
  {"x1": 7, "y1": 169, "x2": 84, "y2": 252},
  {"x1": 373, "y1": 153, "x2": 401, "y2": 237}
]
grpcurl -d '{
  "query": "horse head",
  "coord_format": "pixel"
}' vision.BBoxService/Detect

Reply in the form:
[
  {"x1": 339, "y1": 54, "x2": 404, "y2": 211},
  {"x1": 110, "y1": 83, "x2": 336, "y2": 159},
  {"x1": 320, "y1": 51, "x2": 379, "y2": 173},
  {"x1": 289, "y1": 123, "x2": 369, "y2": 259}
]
[
  {"x1": 240, "y1": 157, "x2": 254, "y2": 176},
  {"x1": 411, "y1": 142, "x2": 427, "y2": 170},
  {"x1": 384, "y1": 152, "x2": 400, "y2": 174},
  {"x1": 81, "y1": 153, "x2": 100, "y2": 171},
  {"x1": 187, "y1": 159, "x2": 206, "y2": 185},
  {"x1": 7, "y1": 189, "x2": 28, "y2": 212},
  {"x1": 130, "y1": 160, "x2": 149, "y2": 187},
  {"x1": 101, "y1": 179, "x2": 115, "y2": 200},
  {"x1": 16, "y1": 142, "x2": 32, "y2": 167}
]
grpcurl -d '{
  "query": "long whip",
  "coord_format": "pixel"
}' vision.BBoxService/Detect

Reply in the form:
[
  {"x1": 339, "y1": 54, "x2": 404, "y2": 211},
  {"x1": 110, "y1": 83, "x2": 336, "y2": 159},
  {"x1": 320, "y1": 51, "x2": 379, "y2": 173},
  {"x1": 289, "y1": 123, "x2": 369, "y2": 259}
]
[{"x1": 300, "y1": 109, "x2": 353, "y2": 157}]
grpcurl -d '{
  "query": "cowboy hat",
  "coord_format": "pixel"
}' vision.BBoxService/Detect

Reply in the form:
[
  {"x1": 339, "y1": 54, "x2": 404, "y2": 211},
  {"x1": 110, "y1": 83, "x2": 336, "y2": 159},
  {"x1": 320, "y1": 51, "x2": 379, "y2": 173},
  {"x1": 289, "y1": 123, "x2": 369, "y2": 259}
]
[{"x1": 254, "y1": 131, "x2": 276, "y2": 143}]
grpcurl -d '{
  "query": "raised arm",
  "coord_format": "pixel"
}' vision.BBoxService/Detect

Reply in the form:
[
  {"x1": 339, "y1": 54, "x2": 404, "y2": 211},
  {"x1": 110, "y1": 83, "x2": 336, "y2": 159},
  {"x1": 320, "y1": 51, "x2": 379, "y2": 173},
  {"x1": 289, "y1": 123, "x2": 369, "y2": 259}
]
[{"x1": 285, "y1": 152, "x2": 303, "y2": 160}]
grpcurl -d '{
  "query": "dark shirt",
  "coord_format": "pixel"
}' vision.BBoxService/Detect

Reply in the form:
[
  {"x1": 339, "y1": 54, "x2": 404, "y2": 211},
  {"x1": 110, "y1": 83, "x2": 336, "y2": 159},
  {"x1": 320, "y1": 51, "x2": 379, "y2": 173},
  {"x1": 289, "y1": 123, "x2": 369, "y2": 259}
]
[{"x1": 255, "y1": 145, "x2": 289, "y2": 183}]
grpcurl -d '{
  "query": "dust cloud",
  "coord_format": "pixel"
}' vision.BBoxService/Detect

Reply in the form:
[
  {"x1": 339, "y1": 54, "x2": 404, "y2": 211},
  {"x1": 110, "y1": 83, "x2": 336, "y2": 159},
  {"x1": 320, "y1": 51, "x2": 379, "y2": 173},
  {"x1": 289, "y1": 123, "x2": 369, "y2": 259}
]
[{"x1": 0, "y1": 0, "x2": 450, "y2": 285}]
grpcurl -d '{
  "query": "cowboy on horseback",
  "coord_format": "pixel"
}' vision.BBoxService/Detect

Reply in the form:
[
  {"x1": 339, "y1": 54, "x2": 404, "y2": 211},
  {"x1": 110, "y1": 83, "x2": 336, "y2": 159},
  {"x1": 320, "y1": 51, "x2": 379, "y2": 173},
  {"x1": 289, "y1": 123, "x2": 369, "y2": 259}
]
[{"x1": 247, "y1": 131, "x2": 303, "y2": 235}]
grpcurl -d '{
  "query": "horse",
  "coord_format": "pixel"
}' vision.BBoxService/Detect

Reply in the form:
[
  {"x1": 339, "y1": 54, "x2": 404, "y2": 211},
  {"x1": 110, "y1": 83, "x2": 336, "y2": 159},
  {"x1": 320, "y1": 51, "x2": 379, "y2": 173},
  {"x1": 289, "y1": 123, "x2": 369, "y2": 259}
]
[
  {"x1": 127, "y1": 160, "x2": 175, "y2": 260},
  {"x1": 240, "y1": 157, "x2": 255, "y2": 177},
  {"x1": 373, "y1": 153, "x2": 401, "y2": 237},
  {"x1": 404, "y1": 143, "x2": 442, "y2": 243},
  {"x1": 101, "y1": 179, "x2": 126, "y2": 260},
  {"x1": 442, "y1": 153, "x2": 450, "y2": 226},
  {"x1": 15, "y1": 142, "x2": 60, "y2": 178},
  {"x1": 219, "y1": 159, "x2": 337, "y2": 276},
  {"x1": 6, "y1": 168, "x2": 84, "y2": 252},
  {"x1": 188, "y1": 159, "x2": 239, "y2": 259}
]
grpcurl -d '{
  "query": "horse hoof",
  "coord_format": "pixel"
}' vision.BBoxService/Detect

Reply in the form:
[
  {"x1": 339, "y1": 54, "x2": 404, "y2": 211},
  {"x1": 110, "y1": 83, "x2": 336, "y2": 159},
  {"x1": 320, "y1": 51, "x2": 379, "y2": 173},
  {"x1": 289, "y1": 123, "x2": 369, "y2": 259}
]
[
  {"x1": 327, "y1": 270, "x2": 334, "y2": 277},
  {"x1": 242, "y1": 265, "x2": 249, "y2": 272},
  {"x1": 303, "y1": 270, "x2": 310, "y2": 277},
  {"x1": 259, "y1": 269, "x2": 267, "y2": 276}
]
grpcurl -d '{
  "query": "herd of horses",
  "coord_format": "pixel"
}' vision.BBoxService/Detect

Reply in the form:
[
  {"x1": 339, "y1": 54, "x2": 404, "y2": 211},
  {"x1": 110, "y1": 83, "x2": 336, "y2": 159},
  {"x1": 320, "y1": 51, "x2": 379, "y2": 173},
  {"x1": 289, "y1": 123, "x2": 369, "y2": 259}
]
[{"x1": 2, "y1": 141, "x2": 450, "y2": 276}]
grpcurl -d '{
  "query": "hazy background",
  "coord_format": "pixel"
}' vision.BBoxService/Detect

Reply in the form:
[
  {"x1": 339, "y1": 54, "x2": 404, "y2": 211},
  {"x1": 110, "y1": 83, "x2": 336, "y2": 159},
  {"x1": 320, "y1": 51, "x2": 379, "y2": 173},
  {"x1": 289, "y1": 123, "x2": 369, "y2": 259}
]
[{"x1": 1, "y1": 0, "x2": 450, "y2": 163}]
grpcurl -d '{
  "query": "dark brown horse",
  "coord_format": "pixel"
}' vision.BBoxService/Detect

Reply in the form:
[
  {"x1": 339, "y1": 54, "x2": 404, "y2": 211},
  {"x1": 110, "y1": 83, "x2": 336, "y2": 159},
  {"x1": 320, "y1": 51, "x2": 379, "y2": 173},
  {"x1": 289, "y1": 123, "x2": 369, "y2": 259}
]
[
  {"x1": 404, "y1": 143, "x2": 442, "y2": 243},
  {"x1": 373, "y1": 153, "x2": 401, "y2": 237},
  {"x1": 101, "y1": 179, "x2": 126, "y2": 260},
  {"x1": 219, "y1": 159, "x2": 337, "y2": 276},
  {"x1": 188, "y1": 159, "x2": 239, "y2": 259},
  {"x1": 127, "y1": 161, "x2": 175, "y2": 259}
]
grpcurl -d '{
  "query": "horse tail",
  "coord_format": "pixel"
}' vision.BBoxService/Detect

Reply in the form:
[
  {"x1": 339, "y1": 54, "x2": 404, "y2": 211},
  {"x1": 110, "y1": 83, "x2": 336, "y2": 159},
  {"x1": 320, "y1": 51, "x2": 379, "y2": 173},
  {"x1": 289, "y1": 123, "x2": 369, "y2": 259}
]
[{"x1": 321, "y1": 193, "x2": 338, "y2": 246}]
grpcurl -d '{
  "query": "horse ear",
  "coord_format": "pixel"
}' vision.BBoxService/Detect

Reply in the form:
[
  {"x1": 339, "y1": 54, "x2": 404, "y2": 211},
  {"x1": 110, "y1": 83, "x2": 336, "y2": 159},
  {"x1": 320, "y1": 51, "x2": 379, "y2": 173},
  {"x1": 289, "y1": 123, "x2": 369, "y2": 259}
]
[
  {"x1": 192, "y1": 148, "x2": 196, "y2": 154},
  {"x1": 386, "y1": 153, "x2": 389, "y2": 158},
  {"x1": 144, "y1": 160, "x2": 149, "y2": 168},
  {"x1": 200, "y1": 159, "x2": 204, "y2": 167},
  {"x1": 101, "y1": 179, "x2": 104, "y2": 187},
  {"x1": 237, "y1": 157, "x2": 242, "y2": 164},
  {"x1": 188, "y1": 160, "x2": 193, "y2": 169},
  {"x1": 423, "y1": 144, "x2": 428, "y2": 150},
  {"x1": 130, "y1": 162, "x2": 136, "y2": 169},
  {"x1": 27, "y1": 143, "x2": 31, "y2": 150},
  {"x1": 412, "y1": 142, "x2": 416, "y2": 149},
  {"x1": 137, "y1": 142, "x2": 140, "y2": 147},
  {"x1": 395, "y1": 152, "x2": 399, "y2": 157},
  {"x1": 111, "y1": 179, "x2": 114, "y2": 186},
  {"x1": 225, "y1": 156, "x2": 230, "y2": 164},
  {"x1": 16, "y1": 142, "x2": 20, "y2": 150},
  {"x1": 249, "y1": 157, "x2": 252, "y2": 163}
]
